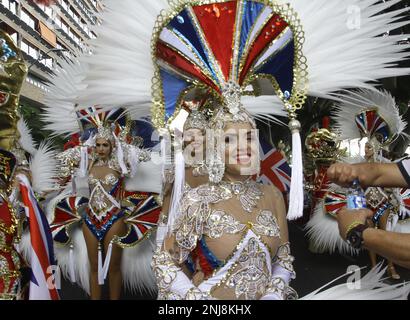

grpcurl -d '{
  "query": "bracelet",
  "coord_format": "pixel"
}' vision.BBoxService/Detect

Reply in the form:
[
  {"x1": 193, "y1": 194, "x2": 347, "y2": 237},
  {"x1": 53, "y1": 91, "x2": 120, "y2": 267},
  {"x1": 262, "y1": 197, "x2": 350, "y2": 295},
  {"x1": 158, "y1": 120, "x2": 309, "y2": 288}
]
[
  {"x1": 345, "y1": 221, "x2": 364, "y2": 239},
  {"x1": 346, "y1": 224, "x2": 369, "y2": 249},
  {"x1": 372, "y1": 203, "x2": 392, "y2": 226}
]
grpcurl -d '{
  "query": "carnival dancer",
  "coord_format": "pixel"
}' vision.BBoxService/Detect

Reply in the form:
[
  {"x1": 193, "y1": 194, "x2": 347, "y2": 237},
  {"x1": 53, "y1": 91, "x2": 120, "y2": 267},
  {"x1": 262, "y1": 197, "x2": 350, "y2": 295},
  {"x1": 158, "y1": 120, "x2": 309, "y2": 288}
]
[
  {"x1": 334, "y1": 89, "x2": 408, "y2": 279},
  {"x1": 147, "y1": 0, "x2": 410, "y2": 300},
  {"x1": 42, "y1": 58, "x2": 162, "y2": 300}
]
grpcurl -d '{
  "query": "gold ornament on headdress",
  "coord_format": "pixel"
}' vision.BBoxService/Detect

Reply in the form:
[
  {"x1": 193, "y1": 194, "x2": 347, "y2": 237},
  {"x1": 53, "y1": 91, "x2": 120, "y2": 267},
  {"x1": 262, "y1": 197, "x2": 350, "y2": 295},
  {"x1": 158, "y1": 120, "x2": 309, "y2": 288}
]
[
  {"x1": 305, "y1": 129, "x2": 346, "y2": 164},
  {"x1": 0, "y1": 31, "x2": 28, "y2": 151}
]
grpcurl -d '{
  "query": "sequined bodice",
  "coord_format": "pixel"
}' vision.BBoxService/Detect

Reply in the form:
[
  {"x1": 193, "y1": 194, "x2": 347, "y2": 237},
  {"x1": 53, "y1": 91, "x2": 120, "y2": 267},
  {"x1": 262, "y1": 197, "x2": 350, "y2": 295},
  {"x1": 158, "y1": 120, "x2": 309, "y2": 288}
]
[
  {"x1": 174, "y1": 181, "x2": 282, "y2": 265},
  {"x1": 88, "y1": 173, "x2": 119, "y2": 187},
  {"x1": 207, "y1": 233, "x2": 272, "y2": 299},
  {"x1": 204, "y1": 209, "x2": 280, "y2": 239},
  {"x1": 196, "y1": 230, "x2": 283, "y2": 300},
  {"x1": 88, "y1": 169, "x2": 121, "y2": 221}
]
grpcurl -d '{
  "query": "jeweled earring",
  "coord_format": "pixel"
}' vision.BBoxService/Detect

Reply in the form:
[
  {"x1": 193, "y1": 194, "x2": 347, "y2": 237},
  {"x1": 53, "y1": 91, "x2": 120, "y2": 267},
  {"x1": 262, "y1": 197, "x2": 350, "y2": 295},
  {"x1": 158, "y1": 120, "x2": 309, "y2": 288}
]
[
  {"x1": 206, "y1": 128, "x2": 225, "y2": 184},
  {"x1": 207, "y1": 148, "x2": 225, "y2": 184}
]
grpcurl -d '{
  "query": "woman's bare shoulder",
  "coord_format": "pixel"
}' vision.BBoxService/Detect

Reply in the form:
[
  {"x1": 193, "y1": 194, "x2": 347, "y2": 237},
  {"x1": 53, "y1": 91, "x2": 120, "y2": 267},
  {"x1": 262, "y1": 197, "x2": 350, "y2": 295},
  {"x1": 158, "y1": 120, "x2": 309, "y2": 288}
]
[{"x1": 260, "y1": 183, "x2": 284, "y2": 200}]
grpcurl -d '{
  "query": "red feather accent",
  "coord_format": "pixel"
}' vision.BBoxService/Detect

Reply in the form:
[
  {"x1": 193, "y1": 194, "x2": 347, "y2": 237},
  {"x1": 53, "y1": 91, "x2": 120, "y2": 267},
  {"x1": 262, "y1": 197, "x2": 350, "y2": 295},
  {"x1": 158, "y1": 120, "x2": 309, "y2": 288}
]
[
  {"x1": 64, "y1": 133, "x2": 80, "y2": 150},
  {"x1": 322, "y1": 116, "x2": 330, "y2": 129}
]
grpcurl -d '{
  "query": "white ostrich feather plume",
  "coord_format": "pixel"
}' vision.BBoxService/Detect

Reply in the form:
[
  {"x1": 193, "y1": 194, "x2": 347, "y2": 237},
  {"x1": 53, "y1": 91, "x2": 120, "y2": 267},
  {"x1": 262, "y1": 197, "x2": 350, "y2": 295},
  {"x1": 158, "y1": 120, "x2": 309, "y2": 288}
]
[
  {"x1": 17, "y1": 116, "x2": 37, "y2": 155},
  {"x1": 43, "y1": 58, "x2": 89, "y2": 136},
  {"x1": 276, "y1": 0, "x2": 410, "y2": 97},
  {"x1": 334, "y1": 88, "x2": 407, "y2": 141},
  {"x1": 76, "y1": 0, "x2": 170, "y2": 119},
  {"x1": 302, "y1": 263, "x2": 410, "y2": 300},
  {"x1": 305, "y1": 199, "x2": 360, "y2": 256},
  {"x1": 29, "y1": 142, "x2": 58, "y2": 195}
]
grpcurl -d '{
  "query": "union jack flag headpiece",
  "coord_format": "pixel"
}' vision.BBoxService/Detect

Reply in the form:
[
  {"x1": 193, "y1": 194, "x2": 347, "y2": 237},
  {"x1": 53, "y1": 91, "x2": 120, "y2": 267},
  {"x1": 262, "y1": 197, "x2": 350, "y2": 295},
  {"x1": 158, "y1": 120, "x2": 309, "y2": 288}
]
[
  {"x1": 355, "y1": 109, "x2": 391, "y2": 145},
  {"x1": 76, "y1": 107, "x2": 127, "y2": 143}
]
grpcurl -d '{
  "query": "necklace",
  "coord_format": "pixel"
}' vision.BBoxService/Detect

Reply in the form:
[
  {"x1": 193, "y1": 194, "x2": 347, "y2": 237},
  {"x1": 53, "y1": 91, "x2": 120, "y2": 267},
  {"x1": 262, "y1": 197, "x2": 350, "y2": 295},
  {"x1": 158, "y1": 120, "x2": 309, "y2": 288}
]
[
  {"x1": 94, "y1": 158, "x2": 109, "y2": 167},
  {"x1": 220, "y1": 179, "x2": 263, "y2": 213},
  {"x1": 185, "y1": 160, "x2": 208, "y2": 177},
  {"x1": 93, "y1": 157, "x2": 121, "y2": 173}
]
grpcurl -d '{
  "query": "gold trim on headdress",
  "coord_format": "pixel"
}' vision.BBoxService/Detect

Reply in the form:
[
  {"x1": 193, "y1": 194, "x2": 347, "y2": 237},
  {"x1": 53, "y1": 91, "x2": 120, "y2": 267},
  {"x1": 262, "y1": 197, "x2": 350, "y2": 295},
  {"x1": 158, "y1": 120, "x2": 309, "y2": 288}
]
[{"x1": 0, "y1": 31, "x2": 28, "y2": 151}]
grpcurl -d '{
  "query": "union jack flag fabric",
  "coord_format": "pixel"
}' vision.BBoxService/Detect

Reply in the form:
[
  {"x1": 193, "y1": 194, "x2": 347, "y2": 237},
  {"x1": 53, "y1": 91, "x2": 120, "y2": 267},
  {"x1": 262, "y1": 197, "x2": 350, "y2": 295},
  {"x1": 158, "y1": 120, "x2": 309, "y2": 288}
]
[
  {"x1": 18, "y1": 175, "x2": 60, "y2": 300},
  {"x1": 257, "y1": 139, "x2": 291, "y2": 193}
]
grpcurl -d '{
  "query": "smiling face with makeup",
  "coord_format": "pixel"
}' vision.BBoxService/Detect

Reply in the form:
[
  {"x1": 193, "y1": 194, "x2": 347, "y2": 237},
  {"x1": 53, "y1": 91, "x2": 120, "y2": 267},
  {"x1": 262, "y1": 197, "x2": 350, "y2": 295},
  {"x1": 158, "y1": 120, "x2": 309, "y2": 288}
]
[{"x1": 223, "y1": 121, "x2": 259, "y2": 179}]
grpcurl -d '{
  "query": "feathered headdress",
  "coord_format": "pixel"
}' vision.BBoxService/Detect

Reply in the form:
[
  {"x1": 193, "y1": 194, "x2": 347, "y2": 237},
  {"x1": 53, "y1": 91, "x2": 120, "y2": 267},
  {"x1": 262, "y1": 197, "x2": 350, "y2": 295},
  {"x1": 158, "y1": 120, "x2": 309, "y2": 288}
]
[
  {"x1": 150, "y1": 0, "x2": 309, "y2": 220},
  {"x1": 150, "y1": 0, "x2": 307, "y2": 128},
  {"x1": 43, "y1": 57, "x2": 129, "y2": 141},
  {"x1": 334, "y1": 88, "x2": 407, "y2": 150},
  {"x1": 43, "y1": 57, "x2": 131, "y2": 178},
  {"x1": 43, "y1": 58, "x2": 87, "y2": 137}
]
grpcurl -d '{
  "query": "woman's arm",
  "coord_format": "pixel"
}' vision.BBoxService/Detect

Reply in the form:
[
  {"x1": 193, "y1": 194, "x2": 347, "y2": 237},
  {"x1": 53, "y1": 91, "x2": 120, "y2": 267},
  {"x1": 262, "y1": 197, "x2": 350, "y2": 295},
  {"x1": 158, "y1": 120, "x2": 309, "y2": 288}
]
[
  {"x1": 363, "y1": 229, "x2": 410, "y2": 269},
  {"x1": 336, "y1": 208, "x2": 410, "y2": 269},
  {"x1": 152, "y1": 184, "x2": 210, "y2": 300},
  {"x1": 151, "y1": 235, "x2": 209, "y2": 300},
  {"x1": 261, "y1": 186, "x2": 296, "y2": 300},
  {"x1": 272, "y1": 186, "x2": 290, "y2": 244},
  {"x1": 327, "y1": 162, "x2": 408, "y2": 188}
]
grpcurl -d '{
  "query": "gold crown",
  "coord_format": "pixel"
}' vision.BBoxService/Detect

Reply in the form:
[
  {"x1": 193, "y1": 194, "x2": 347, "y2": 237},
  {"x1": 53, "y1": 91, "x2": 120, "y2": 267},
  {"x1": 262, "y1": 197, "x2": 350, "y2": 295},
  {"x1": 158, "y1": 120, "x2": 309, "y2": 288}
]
[{"x1": 305, "y1": 129, "x2": 345, "y2": 163}]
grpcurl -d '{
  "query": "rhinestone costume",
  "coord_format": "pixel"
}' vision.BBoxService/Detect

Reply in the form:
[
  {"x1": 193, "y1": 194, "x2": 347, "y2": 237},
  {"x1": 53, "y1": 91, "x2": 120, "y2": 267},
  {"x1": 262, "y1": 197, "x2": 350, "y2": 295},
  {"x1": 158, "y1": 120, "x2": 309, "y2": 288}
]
[{"x1": 153, "y1": 181, "x2": 296, "y2": 300}]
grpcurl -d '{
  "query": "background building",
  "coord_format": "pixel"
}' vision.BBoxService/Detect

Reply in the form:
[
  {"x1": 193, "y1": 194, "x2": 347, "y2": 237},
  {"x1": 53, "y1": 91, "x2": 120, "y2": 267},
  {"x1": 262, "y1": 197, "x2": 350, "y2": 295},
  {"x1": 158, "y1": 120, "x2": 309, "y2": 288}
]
[{"x1": 0, "y1": 0, "x2": 102, "y2": 108}]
